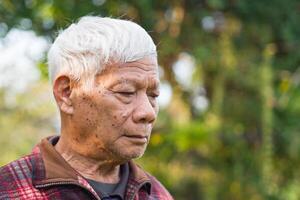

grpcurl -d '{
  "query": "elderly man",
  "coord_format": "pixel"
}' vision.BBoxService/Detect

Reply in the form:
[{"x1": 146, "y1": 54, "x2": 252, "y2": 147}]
[{"x1": 0, "y1": 16, "x2": 173, "y2": 200}]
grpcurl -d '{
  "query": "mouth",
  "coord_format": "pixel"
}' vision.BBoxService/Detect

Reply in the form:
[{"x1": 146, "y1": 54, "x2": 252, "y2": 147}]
[{"x1": 123, "y1": 135, "x2": 148, "y2": 144}]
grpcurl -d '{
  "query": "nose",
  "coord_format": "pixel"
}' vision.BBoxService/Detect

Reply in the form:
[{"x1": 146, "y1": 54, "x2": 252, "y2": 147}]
[{"x1": 132, "y1": 93, "x2": 156, "y2": 124}]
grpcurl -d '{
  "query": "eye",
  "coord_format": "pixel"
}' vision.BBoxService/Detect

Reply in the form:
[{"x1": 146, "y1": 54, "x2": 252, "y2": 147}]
[
  {"x1": 148, "y1": 93, "x2": 159, "y2": 99},
  {"x1": 118, "y1": 91, "x2": 135, "y2": 97}
]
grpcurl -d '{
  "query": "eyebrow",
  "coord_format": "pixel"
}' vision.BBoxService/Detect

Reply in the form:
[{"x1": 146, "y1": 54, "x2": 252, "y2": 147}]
[{"x1": 111, "y1": 77, "x2": 159, "y2": 89}]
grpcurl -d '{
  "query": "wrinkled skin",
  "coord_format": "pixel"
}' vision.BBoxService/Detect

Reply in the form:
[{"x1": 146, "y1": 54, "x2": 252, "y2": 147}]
[{"x1": 57, "y1": 56, "x2": 160, "y2": 164}]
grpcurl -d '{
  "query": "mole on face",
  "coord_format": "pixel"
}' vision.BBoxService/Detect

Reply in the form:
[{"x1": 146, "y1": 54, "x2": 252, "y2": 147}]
[
  {"x1": 97, "y1": 87, "x2": 105, "y2": 95},
  {"x1": 121, "y1": 112, "x2": 129, "y2": 119},
  {"x1": 84, "y1": 116, "x2": 95, "y2": 127}
]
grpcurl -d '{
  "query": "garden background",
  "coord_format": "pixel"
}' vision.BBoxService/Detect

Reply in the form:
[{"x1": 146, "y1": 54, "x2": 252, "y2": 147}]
[{"x1": 1, "y1": 0, "x2": 300, "y2": 199}]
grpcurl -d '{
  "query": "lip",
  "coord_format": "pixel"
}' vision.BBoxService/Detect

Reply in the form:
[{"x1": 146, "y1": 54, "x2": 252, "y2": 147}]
[{"x1": 124, "y1": 135, "x2": 148, "y2": 144}]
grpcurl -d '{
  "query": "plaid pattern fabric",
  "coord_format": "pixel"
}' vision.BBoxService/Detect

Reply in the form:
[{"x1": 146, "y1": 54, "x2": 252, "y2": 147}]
[{"x1": 0, "y1": 137, "x2": 173, "y2": 200}]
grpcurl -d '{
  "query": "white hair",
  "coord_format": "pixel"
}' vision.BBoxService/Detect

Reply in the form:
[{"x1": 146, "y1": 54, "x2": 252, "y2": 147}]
[{"x1": 47, "y1": 16, "x2": 157, "y2": 84}]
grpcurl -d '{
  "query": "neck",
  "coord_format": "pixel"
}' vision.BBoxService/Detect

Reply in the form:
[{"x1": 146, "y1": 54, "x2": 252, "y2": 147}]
[{"x1": 55, "y1": 135, "x2": 121, "y2": 184}]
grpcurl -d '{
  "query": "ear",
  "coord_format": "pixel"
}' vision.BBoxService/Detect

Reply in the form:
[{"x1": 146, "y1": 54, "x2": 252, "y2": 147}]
[{"x1": 53, "y1": 75, "x2": 74, "y2": 115}]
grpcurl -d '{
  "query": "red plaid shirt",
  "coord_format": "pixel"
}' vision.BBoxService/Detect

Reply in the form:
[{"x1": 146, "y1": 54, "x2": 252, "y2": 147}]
[{"x1": 0, "y1": 137, "x2": 173, "y2": 200}]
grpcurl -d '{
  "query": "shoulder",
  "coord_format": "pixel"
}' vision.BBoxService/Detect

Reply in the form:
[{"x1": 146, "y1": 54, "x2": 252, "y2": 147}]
[
  {"x1": 146, "y1": 172, "x2": 174, "y2": 200},
  {"x1": 0, "y1": 152, "x2": 40, "y2": 194}
]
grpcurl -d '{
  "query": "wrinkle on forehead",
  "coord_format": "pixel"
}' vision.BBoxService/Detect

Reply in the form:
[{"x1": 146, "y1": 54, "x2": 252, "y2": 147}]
[
  {"x1": 94, "y1": 57, "x2": 159, "y2": 89},
  {"x1": 96, "y1": 60, "x2": 158, "y2": 77},
  {"x1": 118, "y1": 57, "x2": 158, "y2": 71},
  {"x1": 119, "y1": 65, "x2": 156, "y2": 72},
  {"x1": 96, "y1": 56, "x2": 158, "y2": 76},
  {"x1": 108, "y1": 73, "x2": 160, "y2": 90}
]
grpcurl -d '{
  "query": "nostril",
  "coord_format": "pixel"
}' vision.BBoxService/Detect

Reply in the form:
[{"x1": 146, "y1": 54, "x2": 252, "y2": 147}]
[
  {"x1": 140, "y1": 117, "x2": 147, "y2": 123},
  {"x1": 133, "y1": 109, "x2": 156, "y2": 124}
]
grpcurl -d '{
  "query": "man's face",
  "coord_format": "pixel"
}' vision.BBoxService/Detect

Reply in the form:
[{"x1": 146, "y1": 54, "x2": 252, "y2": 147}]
[{"x1": 69, "y1": 56, "x2": 159, "y2": 161}]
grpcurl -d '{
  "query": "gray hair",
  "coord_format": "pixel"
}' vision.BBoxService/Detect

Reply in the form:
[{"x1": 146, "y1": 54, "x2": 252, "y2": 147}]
[{"x1": 47, "y1": 16, "x2": 157, "y2": 84}]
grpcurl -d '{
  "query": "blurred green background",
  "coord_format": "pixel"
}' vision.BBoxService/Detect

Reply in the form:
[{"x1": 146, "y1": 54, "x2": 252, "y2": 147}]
[{"x1": 1, "y1": 0, "x2": 300, "y2": 199}]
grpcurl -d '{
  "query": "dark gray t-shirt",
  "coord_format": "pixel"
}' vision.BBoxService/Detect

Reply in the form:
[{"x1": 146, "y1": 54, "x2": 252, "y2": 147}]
[{"x1": 87, "y1": 163, "x2": 129, "y2": 200}]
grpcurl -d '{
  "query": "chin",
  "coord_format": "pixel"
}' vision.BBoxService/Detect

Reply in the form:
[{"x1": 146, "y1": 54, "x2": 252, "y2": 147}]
[
  {"x1": 127, "y1": 151, "x2": 145, "y2": 159},
  {"x1": 113, "y1": 147, "x2": 147, "y2": 161}
]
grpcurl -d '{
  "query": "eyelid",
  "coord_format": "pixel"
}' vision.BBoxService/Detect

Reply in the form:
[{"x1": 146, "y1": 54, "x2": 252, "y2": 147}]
[
  {"x1": 112, "y1": 86, "x2": 135, "y2": 93},
  {"x1": 116, "y1": 86, "x2": 135, "y2": 92},
  {"x1": 148, "y1": 92, "x2": 160, "y2": 98},
  {"x1": 118, "y1": 91, "x2": 135, "y2": 94},
  {"x1": 117, "y1": 91, "x2": 136, "y2": 98}
]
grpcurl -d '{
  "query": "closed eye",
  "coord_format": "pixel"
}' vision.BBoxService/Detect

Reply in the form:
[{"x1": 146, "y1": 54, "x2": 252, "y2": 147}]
[
  {"x1": 118, "y1": 92, "x2": 135, "y2": 97},
  {"x1": 148, "y1": 93, "x2": 159, "y2": 98}
]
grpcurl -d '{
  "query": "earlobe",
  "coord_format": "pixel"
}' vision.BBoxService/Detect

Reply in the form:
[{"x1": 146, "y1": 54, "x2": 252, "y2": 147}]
[{"x1": 53, "y1": 75, "x2": 74, "y2": 115}]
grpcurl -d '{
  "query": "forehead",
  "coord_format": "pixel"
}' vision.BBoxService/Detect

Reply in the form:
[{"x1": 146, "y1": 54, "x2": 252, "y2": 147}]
[
  {"x1": 118, "y1": 56, "x2": 158, "y2": 71},
  {"x1": 97, "y1": 57, "x2": 159, "y2": 86}
]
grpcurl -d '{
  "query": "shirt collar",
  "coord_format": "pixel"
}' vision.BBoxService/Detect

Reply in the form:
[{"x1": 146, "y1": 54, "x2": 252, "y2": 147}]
[
  {"x1": 32, "y1": 136, "x2": 152, "y2": 195},
  {"x1": 87, "y1": 163, "x2": 129, "y2": 199}
]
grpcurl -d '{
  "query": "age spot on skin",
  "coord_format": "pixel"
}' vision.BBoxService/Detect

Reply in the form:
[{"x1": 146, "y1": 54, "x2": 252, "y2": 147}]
[
  {"x1": 79, "y1": 132, "x2": 85, "y2": 138},
  {"x1": 85, "y1": 117, "x2": 94, "y2": 127}
]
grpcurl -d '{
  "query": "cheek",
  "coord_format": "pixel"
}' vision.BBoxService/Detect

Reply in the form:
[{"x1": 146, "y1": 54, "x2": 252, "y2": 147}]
[
  {"x1": 80, "y1": 104, "x2": 101, "y2": 129},
  {"x1": 155, "y1": 103, "x2": 159, "y2": 115},
  {"x1": 74, "y1": 95, "x2": 104, "y2": 127},
  {"x1": 100, "y1": 92, "x2": 133, "y2": 126},
  {"x1": 110, "y1": 109, "x2": 132, "y2": 128},
  {"x1": 75, "y1": 90, "x2": 134, "y2": 131}
]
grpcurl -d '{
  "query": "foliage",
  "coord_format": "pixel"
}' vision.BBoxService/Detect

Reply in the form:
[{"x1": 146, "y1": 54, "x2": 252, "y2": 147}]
[{"x1": 1, "y1": 0, "x2": 300, "y2": 199}]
